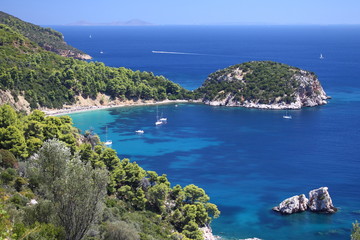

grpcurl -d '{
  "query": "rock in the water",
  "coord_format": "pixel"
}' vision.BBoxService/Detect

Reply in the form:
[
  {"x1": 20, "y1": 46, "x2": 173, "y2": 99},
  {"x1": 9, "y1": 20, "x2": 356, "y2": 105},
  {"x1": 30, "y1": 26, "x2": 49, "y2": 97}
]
[
  {"x1": 273, "y1": 194, "x2": 308, "y2": 214},
  {"x1": 308, "y1": 187, "x2": 337, "y2": 213}
]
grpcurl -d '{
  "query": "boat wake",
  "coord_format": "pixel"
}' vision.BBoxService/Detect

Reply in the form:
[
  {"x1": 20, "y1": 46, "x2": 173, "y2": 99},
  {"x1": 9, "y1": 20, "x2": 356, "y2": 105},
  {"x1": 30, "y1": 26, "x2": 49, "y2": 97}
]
[{"x1": 152, "y1": 50, "x2": 205, "y2": 56}]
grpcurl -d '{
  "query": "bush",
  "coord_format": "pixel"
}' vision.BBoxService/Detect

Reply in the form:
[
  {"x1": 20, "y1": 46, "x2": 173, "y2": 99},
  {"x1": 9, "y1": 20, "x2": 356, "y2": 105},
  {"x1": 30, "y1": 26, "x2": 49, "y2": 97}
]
[
  {"x1": 101, "y1": 221, "x2": 139, "y2": 240},
  {"x1": 0, "y1": 167, "x2": 17, "y2": 184},
  {"x1": 0, "y1": 149, "x2": 18, "y2": 169}
]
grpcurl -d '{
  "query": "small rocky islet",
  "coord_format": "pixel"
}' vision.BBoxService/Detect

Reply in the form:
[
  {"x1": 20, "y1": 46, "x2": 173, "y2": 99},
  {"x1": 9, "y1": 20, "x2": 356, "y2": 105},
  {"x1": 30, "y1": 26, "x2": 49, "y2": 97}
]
[{"x1": 272, "y1": 187, "x2": 337, "y2": 215}]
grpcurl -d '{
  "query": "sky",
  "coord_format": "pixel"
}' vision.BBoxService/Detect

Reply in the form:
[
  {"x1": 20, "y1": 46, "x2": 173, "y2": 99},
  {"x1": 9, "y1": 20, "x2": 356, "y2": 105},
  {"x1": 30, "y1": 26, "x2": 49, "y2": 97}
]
[{"x1": 2, "y1": 0, "x2": 360, "y2": 26}]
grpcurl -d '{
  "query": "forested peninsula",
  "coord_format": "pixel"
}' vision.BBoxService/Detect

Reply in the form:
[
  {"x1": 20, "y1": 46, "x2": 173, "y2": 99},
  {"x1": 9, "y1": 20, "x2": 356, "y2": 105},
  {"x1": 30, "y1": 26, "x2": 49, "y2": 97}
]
[
  {"x1": 0, "y1": 11, "x2": 91, "y2": 60},
  {"x1": 0, "y1": 11, "x2": 192, "y2": 114}
]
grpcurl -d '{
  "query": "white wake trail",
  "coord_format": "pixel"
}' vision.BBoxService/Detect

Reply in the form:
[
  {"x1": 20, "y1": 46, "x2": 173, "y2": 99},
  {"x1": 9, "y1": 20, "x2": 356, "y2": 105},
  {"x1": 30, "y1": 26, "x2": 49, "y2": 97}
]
[{"x1": 152, "y1": 50, "x2": 204, "y2": 55}]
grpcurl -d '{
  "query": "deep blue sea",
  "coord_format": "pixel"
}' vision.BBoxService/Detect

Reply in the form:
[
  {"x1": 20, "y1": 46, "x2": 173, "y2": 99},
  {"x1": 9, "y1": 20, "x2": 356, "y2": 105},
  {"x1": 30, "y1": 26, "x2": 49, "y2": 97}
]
[{"x1": 52, "y1": 25, "x2": 360, "y2": 240}]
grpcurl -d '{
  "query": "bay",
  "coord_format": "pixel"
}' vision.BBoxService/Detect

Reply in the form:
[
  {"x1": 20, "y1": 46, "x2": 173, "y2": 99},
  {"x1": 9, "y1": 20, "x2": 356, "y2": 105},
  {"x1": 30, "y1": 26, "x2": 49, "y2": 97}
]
[{"x1": 53, "y1": 25, "x2": 360, "y2": 240}]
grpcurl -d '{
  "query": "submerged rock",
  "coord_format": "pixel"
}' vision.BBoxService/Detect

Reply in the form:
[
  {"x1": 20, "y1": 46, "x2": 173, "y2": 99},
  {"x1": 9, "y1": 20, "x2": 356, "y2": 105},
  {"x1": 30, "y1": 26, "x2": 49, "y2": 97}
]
[
  {"x1": 272, "y1": 194, "x2": 308, "y2": 214},
  {"x1": 308, "y1": 187, "x2": 337, "y2": 213}
]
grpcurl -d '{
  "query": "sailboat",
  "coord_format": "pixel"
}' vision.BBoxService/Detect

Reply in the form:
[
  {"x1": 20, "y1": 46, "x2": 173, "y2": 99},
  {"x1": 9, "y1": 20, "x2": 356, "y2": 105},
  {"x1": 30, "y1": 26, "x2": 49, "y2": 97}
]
[
  {"x1": 155, "y1": 106, "x2": 162, "y2": 125},
  {"x1": 104, "y1": 126, "x2": 112, "y2": 145},
  {"x1": 159, "y1": 112, "x2": 167, "y2": 122},
  {"x1": 320, "y1": 53, "x2": 324, "y2": 59},
  {"x1": 283, "y1": 109, "x2": 292, "y2": 119}
]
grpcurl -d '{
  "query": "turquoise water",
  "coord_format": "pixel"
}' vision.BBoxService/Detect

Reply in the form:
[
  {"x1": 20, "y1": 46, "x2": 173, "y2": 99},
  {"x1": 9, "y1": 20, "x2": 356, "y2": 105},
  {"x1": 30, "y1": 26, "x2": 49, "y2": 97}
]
[{"x1": 57, "y1": 25, "x2": 360, "y2": 239}]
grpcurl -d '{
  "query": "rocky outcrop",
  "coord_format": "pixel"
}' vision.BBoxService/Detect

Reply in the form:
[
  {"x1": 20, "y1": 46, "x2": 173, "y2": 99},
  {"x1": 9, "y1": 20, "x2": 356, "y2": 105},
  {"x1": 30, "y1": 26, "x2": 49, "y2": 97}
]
[
  {"x1": 273, "y1": 187, "x2": 337, "y2": 215},
  {"x1": 272, "y1": 194, "x2": 308, "y2": 214},
  {"x1": 0, "y1": 90, "x2": 31, "y2": 114},
  {"x1": 308, "y1": 187, "x2": 337, "y2": 213},
  {"x1": 200, "y1": 225, "x2": 218, "y2": 240},
  {"x1": 199, "y1": 61, "x2": 329, "y2": 109},
  {"x1": 43, "y1": 44, "x2": 92, "y2": 60}
]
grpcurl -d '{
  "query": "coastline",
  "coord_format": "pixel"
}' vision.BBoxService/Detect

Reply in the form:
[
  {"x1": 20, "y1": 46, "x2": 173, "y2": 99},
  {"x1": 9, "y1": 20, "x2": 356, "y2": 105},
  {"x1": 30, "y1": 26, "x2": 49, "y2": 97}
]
[{"x1": 42, "y1": 99, "x2": 199, "y2": 116}]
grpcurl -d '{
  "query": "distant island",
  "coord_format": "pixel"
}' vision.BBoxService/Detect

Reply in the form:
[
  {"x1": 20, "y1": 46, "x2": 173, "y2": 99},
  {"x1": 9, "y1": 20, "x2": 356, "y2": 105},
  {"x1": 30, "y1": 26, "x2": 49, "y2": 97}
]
[
  {"x1": 66, "y1": 19, "x2": 153, "y2": 26},
  {"x1": 195, "y1": 61, "x2": 329, "y2": 109}
]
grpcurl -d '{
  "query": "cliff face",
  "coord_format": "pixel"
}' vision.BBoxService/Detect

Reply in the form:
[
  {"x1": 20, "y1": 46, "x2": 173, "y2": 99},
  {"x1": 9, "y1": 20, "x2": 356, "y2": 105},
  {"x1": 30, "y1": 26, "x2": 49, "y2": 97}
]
[
  {"x1": 0, "y1": 90, "x2": 31, "y2": 114},
  {"x1": 42, "y1": 44, "x2": 92, "y2": 60},
  {"x1": 198, "y1": 61, "x2": 329, "y2": 109}
]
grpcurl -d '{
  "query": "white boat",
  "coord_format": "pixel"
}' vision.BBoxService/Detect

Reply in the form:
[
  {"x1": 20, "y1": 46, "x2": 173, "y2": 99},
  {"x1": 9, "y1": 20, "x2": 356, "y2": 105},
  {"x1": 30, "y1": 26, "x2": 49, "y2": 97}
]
[
  {"x1": 135, "y1": 130, "x2": 144, "y2": 134},
  {"x1": 100, "y1": 50, "x2": 104, "y2": 54},
  {"x1": 283, "y1": 110, "x2": 292, "y2": 119},
  {"x1": 320, "y1": 53, "x2": 324, "y2": 59},
  {"x1": 155, "y1": 106, "x2": 163, "y2": 125},
  {"x1": 160, "y1": 117, "x2": 167, "y2": 122},
  {"x1": 104, "y1": 126, "x2": 112, "y2": 145}
]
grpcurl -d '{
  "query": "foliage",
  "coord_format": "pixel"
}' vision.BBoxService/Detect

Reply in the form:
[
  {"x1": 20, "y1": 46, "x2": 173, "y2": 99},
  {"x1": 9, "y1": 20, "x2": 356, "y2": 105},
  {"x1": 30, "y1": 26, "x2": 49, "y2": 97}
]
[
  {"x1": 0, "y1": 105, "x2": 220, "y2": 240},
  {"x1": 27, "y1": 139, "x2": 108, "y2": 240},
  {"x1": 0, "y1": 149, "x2": 18, "y2": 169},
  {"x1": 100, "y1": 221, "x2": 139, "y2": 240},
  {"x1": 195, "y1": 61, "x2": 304, "y2": 104},
  {"x1": 0, "y1": 105, "x2": 78, "y2": 160},
  {"x1": 0, "y1": 11, "x2": 86, "y2": 58},
  {"x1": 352, "y1": 221, "x2": 360, "y2": 240}
]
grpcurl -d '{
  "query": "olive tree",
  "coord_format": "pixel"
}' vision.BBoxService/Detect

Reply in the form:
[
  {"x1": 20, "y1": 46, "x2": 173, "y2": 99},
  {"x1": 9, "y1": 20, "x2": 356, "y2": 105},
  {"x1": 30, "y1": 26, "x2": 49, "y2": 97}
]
[{"x1": 27, "y1": 139, "x2": 108, "y2": 240}]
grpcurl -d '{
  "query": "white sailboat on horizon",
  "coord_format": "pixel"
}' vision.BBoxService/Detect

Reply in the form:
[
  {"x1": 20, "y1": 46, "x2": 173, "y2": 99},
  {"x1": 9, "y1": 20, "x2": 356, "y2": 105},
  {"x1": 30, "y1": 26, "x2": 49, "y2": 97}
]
[{"x1": 320, "y1": 53, "x2": 324, "y2": 59}]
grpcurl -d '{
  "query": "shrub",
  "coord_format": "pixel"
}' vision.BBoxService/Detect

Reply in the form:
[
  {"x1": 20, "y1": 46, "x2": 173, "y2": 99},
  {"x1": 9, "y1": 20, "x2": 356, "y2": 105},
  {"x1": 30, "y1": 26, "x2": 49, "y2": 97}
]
[{"x1": 0, "y1": 149, "x2": 18, "y2": 169}]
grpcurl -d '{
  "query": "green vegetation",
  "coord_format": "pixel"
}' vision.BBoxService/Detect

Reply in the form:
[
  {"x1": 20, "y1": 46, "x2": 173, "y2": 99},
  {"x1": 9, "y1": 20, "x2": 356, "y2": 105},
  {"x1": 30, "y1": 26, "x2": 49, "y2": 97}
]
[
  {"x1": 195, "y1": 61, "x2": 305, "y2": 104},
  {"x1": 0, "y1": 104, "x2": 220, "y2": 240},
  {"x1": 352, "y1": 221, "x2": 360, "y2": 240},
  {"x1": 0, "y1": 11, "x2": 87, "y2": 58},
  {"x1": 0, "y1": 18, "x2": 192, "y2": 110}
]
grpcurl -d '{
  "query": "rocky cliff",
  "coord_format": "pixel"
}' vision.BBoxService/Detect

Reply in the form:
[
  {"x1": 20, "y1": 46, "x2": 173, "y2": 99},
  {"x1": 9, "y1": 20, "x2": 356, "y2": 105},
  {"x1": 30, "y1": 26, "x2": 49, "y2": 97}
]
[{"x1": 197, "y1": 61, "x2": 329, "y2": 109}]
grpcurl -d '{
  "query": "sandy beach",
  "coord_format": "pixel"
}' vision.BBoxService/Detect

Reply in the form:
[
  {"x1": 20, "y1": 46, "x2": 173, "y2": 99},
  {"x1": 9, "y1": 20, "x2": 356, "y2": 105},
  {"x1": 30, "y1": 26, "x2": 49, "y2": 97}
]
[{"x1": 42, "y1": 99, "x2": 199, "y2": 116}]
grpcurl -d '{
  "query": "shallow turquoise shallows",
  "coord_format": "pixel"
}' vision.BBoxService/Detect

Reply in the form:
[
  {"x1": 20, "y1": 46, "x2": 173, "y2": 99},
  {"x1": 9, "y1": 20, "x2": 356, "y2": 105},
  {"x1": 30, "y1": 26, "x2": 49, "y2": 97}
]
[{"x1": 57, "y1": 25, "x2": 360, "y2": 240}]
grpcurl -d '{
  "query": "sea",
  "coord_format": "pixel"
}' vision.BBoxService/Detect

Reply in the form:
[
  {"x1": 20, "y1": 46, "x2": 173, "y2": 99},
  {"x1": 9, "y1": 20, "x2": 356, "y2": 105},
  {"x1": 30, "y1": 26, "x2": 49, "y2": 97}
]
[{"x1": 51, "y1": 25, "x2": 360, "y2": 240}]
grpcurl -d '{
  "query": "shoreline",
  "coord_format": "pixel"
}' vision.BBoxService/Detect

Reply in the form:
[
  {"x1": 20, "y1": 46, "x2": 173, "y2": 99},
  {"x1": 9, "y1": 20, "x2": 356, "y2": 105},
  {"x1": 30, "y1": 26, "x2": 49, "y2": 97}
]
[{"x1": 42, "y1": 99, "x2": 199, "y2": 116}]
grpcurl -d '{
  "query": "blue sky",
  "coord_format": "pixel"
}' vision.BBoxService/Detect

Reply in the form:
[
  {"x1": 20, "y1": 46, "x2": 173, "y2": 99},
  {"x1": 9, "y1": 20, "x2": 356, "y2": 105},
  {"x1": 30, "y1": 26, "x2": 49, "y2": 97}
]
[{"x1": 2, "y1": 0, "x2": 360, "y2": 25}]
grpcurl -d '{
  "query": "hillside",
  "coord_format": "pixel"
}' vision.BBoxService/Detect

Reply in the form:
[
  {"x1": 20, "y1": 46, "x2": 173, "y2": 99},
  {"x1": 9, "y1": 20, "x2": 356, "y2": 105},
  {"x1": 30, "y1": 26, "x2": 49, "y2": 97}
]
[
  {"x1": 0, "y1": 11, "x2": 91, "y2": 60},
  {"x1": 0, "y1": 104, "x2": 219, "y2": 240},
  {"x1": 0, "y1": 20, "x2": 192, "y2": 112},
  {"x1": 195, "y1": 61, "x2": 329, "y2": 109}
]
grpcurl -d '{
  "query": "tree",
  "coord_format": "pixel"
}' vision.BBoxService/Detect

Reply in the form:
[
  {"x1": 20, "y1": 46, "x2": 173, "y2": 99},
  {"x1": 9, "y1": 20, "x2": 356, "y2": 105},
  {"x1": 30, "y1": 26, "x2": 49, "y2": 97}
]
[
  {"x1": 0, "y1": 104, "x2": 18, "y2": 128},
  {"x1": 27, "y1": 139, "x2": 109, "y2": 240},
  {"x1": 183, "y1": 184, "x2": 210, "y2": 204}
]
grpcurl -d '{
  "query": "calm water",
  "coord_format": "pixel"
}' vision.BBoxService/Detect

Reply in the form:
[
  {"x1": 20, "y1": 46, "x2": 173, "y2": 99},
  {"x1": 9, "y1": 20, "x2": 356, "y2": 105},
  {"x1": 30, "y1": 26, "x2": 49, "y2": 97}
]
[{"x1": 53, "y1": 25, "x2": 360, "y2": 240}]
